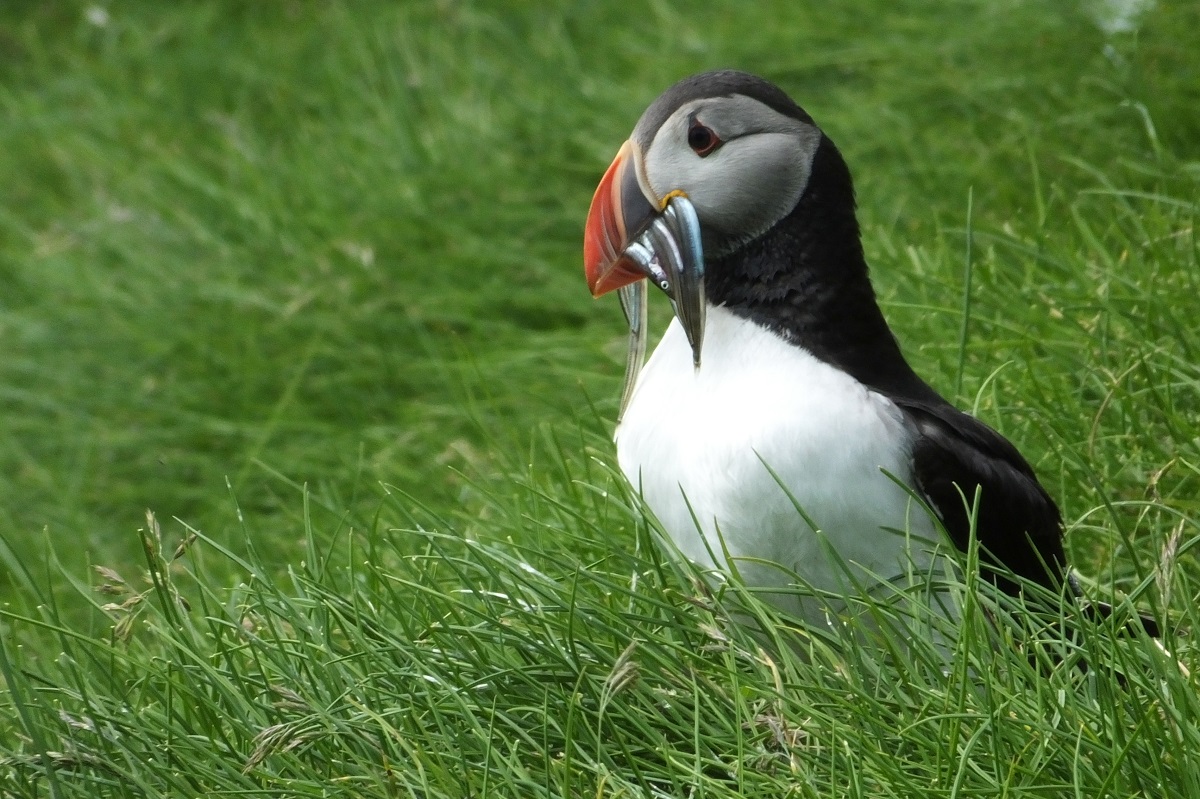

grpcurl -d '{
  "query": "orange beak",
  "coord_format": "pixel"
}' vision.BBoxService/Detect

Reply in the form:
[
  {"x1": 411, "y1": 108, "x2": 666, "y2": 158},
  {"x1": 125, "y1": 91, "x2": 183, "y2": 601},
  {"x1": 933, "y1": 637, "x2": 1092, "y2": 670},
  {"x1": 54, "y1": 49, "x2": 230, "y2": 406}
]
[
  {"x1": 583, "y1": 141, "x2": 659, "y2": 297},
  {"x1": 583, "y1": 138, "x2": 707, "y2": 369}
]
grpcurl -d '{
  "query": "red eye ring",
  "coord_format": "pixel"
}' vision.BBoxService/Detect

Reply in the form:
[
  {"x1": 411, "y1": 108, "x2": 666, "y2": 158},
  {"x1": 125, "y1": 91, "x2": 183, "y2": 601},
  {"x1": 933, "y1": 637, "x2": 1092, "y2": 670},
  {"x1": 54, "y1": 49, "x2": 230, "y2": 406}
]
[{"x1": 687, "y1": 121, "x2": 721, "y2": 157}]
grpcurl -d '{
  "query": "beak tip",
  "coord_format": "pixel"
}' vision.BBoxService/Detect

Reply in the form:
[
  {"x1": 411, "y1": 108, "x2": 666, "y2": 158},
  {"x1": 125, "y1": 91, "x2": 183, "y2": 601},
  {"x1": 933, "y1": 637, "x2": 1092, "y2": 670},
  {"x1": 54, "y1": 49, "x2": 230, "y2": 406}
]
[
  {"x1": 586, "y1": 255, "x2": 642, "y2": 298},
  {"x1": 584, "y1": 267, "x2": 605, "y2": 298}
]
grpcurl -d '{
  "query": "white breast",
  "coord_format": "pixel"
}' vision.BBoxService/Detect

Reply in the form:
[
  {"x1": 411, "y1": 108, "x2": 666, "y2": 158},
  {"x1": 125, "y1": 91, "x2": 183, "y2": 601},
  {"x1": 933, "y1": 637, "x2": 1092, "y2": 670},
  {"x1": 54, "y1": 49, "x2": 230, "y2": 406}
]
[{"x1": 615, "y1": 305, "x2": 943, "y2": 623}]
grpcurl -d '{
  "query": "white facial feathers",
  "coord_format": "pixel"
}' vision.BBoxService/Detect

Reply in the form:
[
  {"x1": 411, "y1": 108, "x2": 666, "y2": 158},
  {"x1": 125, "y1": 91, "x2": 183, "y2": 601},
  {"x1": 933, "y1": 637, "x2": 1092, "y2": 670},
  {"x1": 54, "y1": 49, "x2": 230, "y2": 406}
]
[{"x1": 640, "y1": 95, "x2": 822, "y2": 246}]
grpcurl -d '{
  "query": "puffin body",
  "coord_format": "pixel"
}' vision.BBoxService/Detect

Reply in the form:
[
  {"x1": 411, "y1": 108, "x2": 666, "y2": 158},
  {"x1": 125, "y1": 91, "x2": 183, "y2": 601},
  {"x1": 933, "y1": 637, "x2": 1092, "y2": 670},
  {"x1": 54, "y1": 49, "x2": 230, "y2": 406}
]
[
  {"x1": 617, "y1": 307, "x2": 941, "y2": 621},
  {"x1": 584, "y1": 70, "x2": 1066, "y2": 619}
]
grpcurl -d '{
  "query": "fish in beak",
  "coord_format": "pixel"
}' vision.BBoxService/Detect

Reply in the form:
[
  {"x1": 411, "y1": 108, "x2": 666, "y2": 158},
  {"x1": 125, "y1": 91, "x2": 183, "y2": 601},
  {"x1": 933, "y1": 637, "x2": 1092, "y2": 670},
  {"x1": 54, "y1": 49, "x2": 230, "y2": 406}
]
[{"x1": 583, "y1": 140, "x2": 706, "y2": 417}]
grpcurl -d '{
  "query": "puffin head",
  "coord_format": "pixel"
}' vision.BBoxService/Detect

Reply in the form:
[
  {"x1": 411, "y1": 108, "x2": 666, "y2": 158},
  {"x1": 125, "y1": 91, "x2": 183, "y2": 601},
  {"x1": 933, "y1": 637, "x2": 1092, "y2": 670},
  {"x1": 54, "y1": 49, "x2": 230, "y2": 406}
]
[{"x1": 584, "y1": 71, "x2": 829, "y2": 362}]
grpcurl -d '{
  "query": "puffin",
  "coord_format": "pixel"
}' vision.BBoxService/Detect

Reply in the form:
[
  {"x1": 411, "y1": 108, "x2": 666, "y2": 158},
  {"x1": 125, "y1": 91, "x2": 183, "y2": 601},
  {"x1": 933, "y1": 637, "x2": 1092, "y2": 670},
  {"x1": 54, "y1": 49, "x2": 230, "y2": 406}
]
[{"x1": 583, "y1": 69, "x2": 1104, "y2": 628}]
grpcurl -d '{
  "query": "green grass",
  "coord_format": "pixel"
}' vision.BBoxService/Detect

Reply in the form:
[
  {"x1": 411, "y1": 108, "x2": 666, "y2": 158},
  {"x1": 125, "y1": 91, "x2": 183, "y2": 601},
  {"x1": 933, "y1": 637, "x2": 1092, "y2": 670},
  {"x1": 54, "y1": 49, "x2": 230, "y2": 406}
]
[{"x1": 2, "y1": 0, "x2": 1199, "y2": 796}]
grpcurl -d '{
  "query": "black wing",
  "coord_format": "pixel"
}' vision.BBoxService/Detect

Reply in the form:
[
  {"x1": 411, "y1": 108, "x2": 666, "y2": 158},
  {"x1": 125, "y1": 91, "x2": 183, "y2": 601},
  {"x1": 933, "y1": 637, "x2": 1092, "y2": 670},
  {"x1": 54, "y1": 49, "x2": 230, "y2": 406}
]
[{"x1": 895, "y1": 398, "x2": 1066, "y2": 594}]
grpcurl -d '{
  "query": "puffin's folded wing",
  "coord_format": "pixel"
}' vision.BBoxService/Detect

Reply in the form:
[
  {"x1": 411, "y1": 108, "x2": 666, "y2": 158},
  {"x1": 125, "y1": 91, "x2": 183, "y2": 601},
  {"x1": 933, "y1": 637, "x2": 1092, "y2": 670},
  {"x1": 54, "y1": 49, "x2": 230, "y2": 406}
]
[{"x1": 898, "y1": 398, "x2": 1066, "y2": 593}]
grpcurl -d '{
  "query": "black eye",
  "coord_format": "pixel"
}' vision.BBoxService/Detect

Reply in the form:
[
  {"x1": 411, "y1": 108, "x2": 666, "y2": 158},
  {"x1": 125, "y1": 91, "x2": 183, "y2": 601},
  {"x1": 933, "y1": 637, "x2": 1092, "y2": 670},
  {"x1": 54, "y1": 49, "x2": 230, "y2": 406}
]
[{"x1": 687, "y1": 121, "x2": 720, "y2": 156}]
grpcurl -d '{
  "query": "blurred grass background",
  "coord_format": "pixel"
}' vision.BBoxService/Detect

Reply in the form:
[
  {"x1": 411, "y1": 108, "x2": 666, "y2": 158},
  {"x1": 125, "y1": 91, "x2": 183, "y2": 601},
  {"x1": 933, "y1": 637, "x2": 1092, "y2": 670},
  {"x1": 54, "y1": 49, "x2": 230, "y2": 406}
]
[
  {"x1": 3, "y1": 1, "x2": 1195, "y2": 592},
  {"x1": 2, "y1": 1, "x2": 1200, "y2": 796}
]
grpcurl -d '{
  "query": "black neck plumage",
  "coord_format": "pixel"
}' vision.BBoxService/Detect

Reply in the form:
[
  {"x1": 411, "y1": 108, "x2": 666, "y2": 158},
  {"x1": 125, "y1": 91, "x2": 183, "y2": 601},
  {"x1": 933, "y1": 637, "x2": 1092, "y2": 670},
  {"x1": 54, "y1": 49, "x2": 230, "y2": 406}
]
[{"x1": 705, "y1": 136, "x2": 943, "y2": 404}]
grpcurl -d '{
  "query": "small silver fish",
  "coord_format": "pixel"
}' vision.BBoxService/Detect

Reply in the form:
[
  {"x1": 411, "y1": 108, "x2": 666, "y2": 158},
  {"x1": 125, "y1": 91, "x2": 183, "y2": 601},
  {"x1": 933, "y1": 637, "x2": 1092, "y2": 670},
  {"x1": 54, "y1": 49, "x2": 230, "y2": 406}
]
[{"x1": 614, "y1": 196, "x2": 705, "y2": 418}]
